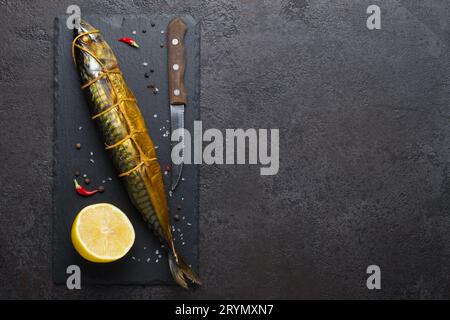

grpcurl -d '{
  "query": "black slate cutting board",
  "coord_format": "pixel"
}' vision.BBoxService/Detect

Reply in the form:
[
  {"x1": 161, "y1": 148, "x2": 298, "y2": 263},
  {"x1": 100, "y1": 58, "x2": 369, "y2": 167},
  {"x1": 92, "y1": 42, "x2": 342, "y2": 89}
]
[{"x1": 53, "y1": 15, "x2": 200, "y2": 285}]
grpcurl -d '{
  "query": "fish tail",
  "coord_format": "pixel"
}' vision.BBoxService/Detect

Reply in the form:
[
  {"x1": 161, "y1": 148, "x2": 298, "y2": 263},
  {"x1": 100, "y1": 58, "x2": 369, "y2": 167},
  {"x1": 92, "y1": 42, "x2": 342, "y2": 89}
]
[{"x1": 168, "y1": 250, "x2": 201, "y2": 289}]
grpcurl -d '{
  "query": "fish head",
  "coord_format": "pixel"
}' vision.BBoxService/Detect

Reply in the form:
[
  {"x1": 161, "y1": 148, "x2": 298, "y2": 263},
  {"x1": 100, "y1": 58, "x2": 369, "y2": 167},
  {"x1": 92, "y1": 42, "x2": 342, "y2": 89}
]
[{"x1": 73, "y1": 20, "x2": 117, "y2": 79}]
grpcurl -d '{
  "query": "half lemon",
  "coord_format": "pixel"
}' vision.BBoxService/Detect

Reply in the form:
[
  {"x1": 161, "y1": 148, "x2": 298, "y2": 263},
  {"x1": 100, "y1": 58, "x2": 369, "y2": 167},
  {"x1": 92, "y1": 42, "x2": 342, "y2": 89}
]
[{"x1": 71, "y1": 203, "x2": 135, "y2": 263}]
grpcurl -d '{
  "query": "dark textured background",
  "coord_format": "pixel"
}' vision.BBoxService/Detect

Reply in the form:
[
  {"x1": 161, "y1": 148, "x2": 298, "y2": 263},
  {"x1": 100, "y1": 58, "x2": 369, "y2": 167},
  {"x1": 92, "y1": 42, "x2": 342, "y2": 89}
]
[{"x1": 0, "y1": 0, "x2": 449, "y2": 299}]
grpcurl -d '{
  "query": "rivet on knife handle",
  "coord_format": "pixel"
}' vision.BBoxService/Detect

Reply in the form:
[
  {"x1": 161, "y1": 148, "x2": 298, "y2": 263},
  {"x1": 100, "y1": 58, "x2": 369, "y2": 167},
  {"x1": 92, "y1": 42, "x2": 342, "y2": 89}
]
[{"x1": 168, "y1": 18, "x2": 187, "y2": 105}]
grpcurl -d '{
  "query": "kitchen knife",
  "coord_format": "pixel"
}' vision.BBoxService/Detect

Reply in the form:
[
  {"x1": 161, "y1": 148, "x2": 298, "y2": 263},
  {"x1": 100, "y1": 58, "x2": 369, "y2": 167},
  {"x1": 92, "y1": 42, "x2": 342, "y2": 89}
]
[{"x1": 168, "y1": 17, "x2": 187, "y2": 191}]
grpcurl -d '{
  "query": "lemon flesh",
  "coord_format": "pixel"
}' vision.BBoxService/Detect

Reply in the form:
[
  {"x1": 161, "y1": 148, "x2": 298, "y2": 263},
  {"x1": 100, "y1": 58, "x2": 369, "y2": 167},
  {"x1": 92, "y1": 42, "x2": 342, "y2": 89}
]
[{"x1": 71, "y1": 203, "x2": 135, "y2": 263}]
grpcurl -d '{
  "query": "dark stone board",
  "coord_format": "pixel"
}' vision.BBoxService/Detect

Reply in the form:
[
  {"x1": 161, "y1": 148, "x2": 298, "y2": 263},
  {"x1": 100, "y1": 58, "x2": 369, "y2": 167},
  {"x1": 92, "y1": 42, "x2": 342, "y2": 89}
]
[{"x1": 53, "y1": 15, "x2": 200, "y2": 285}]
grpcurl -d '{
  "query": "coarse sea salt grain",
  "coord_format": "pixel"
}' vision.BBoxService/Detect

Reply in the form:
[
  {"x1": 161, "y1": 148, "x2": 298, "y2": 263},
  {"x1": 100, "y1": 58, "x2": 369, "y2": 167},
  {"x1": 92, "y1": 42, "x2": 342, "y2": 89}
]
[
  {"x1": 155, "y1": 250, "x2": 159, "y2": 255},
  {"x1": 153, "y1": 114, "x2": 158, "y2": 118},
  {"x1": 132, "y1": 256, "x2": 136, "y2": 260},
  {"x1": 143, "y1": 62, "x2": 148, "y2": 66},
  {"x1": 79, "y1": 126, "x2": 83, "y2": 130},
  {"x1": 90, "y1": 159, "x2": 95, "y2": 164},
  {"x1": 187, "y1": 222, "x2": 192, "y2": 226},
  {"x1": 146, "y1": 258, "x2": 150, "y2": 262},
  {"x1": 156, "y1": 259, "x2": 159, "y2": 263}
]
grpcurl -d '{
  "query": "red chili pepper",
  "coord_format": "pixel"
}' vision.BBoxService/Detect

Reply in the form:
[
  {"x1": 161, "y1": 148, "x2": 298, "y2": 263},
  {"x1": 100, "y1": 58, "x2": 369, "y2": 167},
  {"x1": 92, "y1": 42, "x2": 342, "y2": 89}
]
[
  {"x1": 74, "y1": 179, "x2": 98, "y2": 197},
  {"x1": 118, "y1": 37, "x2": 139, "y2": 48},
  {"x1": 165, "y1": 164, "x2": 171, "y2": 172}
]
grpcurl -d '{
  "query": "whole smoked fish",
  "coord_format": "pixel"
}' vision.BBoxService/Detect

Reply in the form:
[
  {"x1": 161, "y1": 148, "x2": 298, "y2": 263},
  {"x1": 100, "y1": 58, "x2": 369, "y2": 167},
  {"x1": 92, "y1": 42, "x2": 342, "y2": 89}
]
[{"x1": 72, "y1": 20, "x2": 200, "y2": 288}]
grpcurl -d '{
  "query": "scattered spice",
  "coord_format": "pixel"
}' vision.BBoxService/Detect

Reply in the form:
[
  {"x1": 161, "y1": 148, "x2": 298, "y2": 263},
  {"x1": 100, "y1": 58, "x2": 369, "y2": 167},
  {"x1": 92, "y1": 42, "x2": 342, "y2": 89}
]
[
  {"x1": 165, "y1": 164, "x2": 171, "y2": 172},
  {"x1": 150, "y1": 69, "x2": 154, "y2": 73},
  {"x1": 160, "y1": 43, "x2": 164, "y2": 48},
  {"x1": 142, "y1": 29, "x2": 147, "y2": 33},
  {"x1": 98, "y1": 185, "x2": 105, "y2": 193},
  {"x1": 177, "y1": 204, "x2": 182, "y2": 210},
  {"x1": 151, "y1": 23, "x2": 155, "y2": 27},
  {"x1": 144, "y1": 72, "x2": 150, "y2": 78},
  {"x1": 118, "y1": 37, "x2": 139, "y2": 48},
  {"x1": 147, "y1": 84, "x2": 155, "y2": 89},
  {"x1": 174, "y1": 214, "x2": 180, "y2": 221},
  {"x1": 75, "y1": 171, "x2": 80, "y2": 177},
  {"x1": 75, "y1": 143, "x2": 81, "y2": 150},
  {"x1": 84, "y1": 178, "x2": 91, "y2": 185},
  {"x1": 74, "y1": 179, "x2": 98, "y2": 196}
]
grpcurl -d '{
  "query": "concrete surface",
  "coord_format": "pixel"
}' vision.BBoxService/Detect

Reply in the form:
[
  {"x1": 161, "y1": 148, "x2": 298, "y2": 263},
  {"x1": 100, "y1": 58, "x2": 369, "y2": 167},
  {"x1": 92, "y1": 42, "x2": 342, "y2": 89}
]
[{"x1": 0, "y1": 0, "x2": 449, "y2": 299}]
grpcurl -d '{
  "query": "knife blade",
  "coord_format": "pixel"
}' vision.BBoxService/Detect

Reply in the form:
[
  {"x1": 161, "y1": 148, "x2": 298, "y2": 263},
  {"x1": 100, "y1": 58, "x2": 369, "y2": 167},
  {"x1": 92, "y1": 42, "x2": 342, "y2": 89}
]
[{"x1": 167, "y1": 17, "x2": 188, "y2": 191}]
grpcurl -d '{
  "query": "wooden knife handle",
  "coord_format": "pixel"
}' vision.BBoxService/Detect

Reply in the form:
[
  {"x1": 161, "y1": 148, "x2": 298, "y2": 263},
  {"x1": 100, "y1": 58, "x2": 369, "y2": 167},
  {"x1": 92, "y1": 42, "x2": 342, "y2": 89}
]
[{"x1": 167, "y1": 18, "x2": 187, "y2": 105}]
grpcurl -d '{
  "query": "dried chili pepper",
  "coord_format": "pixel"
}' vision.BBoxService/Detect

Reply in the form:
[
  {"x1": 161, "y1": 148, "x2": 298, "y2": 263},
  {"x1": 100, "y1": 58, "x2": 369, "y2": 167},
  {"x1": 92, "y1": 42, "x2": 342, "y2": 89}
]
[
  {"x1": 74, "y1": 179, "x2": 98, "y2": 196},
  {"x1": 118, "y1": 37, "x2": 139, "y2": 48}
]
